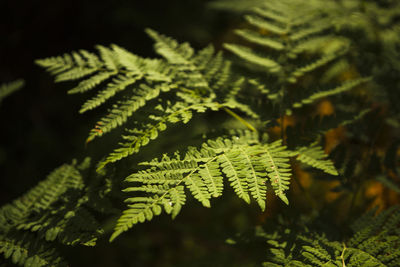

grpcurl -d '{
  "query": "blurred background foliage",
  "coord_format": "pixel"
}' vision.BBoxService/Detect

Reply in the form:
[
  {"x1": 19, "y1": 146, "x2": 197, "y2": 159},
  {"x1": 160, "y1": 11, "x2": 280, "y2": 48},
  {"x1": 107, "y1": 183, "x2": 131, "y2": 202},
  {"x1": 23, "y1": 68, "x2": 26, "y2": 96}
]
[{"x1": 1, "y1": 0, "x2": 400, "y2": 266}]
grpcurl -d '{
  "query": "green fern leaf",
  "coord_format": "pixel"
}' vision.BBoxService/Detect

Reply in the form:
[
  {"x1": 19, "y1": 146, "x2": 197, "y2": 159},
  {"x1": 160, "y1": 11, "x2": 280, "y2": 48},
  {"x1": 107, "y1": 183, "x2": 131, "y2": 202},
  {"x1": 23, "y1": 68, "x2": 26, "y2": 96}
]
[
  {"x1": 234, "y1": 29, "x2": 285, "y2": 51},
  {"x1": 110, "y1": 132, "x2": 299, "y2": 241},
  {"x1": 288, "y1": 49, "x2": 348, "y2": 83},
  {"x1": 295, "y1": 144, "x2": 338, "y2": 175},
  {"x1": 244, "y1": 14, "x2": 287, "y2": 35},
  {"x1": 251, "y1": 6, "x2": 290, "y2": 24},
  {"x1": 198, "y1": 161, "x2": 224, "y2": 198},
  {"x1": 255, "y1": 206, "x2": 400, "y2": 266},
  {"x1": 0, "y1": 232, "x2": 66, "y2": 267},
  {"x1": 38, "y1": 30, "x2": 243, "y2": 172},
  {"x1": 218, "y1": 153, "x2": 251, "y2": 204},
  {"x1": 289, "y1": 19, "x2": 333, "y2": 42},
  {"x1": 97, "y1": 102, "x2": 221, "y2": 170},
  {"x1": 67, "y1": 71, "x2": 115, "y2": 94},
  {"x1": 223, "y1": 43, "x2": 281, "y2": 73},
  {"x1": 95, "y1": 45, "x2": 119, "y2": 71},
  {"x1": 86, "y1": 83, "x2": 170, "y2": 142},
  {"x1": 145, "y1": 28, "x2": 194, "y2": 66},
  {"x1": 291, "y1": 78, "x2": 371, "y2": 111},
  {"x1": 79, "y1": 75, "x2": 139, "y2": 113},
  {"x1": 0, "y1": 159, "x2": 104, "y2": 251},
  {"x1": 263, "y1": 140, "x2": 292, "y2": 205},
  {"x1": 0, "y1": 79, "x2": 24, "y2": 104},
  {"x1": 237, "y1": 145, "x2": 268, "y2": 210}
]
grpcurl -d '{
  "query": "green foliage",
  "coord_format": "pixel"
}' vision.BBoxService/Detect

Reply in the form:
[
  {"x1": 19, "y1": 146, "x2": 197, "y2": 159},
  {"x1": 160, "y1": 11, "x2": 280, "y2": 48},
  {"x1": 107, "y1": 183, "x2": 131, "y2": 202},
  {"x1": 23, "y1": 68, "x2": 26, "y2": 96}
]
[
  {"x1": 33, "y1": 0, "x2": 385, "y2": 248},
  {"x1": 295, "y1": 144, "x2": 338, "y2": 176},
  {"x1": 239, "y1": 206, "x2": 400, "y2": 266},
  {"x1": 0, "y1": 158, "x2": 114, "y2": 266},
  {"x1": 222, "y1": 0, "x2": 370, "y2": 116},
  {"x1": 0, "y1": 232, "x2": 66, "y2": 267},
  {"x1": 2, "y1": 0, "x2": 400, "y2": 265},
  {"x1": 111, "y1": 131, "x2": 337, "y2": 241},
  {"x1": 36, "y1": 29, "x2": 245, "y2": 171}
]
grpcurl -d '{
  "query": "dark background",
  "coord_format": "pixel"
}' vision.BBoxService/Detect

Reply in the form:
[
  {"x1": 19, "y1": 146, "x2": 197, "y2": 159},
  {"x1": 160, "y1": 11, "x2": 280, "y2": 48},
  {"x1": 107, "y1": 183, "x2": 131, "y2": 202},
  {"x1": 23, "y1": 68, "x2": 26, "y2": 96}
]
[{"x1": 0, "y1": 0, "x2": 234, "y2": 203}]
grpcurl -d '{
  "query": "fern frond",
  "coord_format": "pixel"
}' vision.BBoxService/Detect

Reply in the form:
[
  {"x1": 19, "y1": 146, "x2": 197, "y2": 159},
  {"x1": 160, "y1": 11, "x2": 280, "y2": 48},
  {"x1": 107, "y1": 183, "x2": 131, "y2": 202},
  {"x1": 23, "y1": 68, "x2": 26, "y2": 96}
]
[
  {"x1": 223, "y1": 44, "x2": 281, "y2": 73},
  {"x1": 0, "y1": 232, "x2": 66, "y2": 267},
  {"x1": 0, "y1": 157, "x2": 113, "y2": 265},
  {"x1": 36, "y1": 51, "x2": 99, "y2": 79},
  {"x1": 97, "y1": 101, "x2": 221, "y2": 170},
  {"x1": 145, "y1": 28, "x2": 194, "y2": 66},
  {"x1": 289, "y1": 19, "x2": 332, "y2": 42},
  {"x1": 0, "y1": 164, "x2": 83, "y2": 227},
  {"x1": 86, "y1": 83, "x2": 173, "y2": 142},
  {"x1": 79, "y1": 75, "x2": 138, "y2": 113},
  {"x1": 236, "y1": 145, "x2": 268, "y2": 209},
  {"x1": 288, "y1": 48, "x2": 348, "y2": 83},
  {"x1": 234, "y1": 29, "x2": 285, "y2": 51},
  {"x1": 68, "y1": 71, "x2": 116, "y2": 94},
  {"x1": 218, "y1": 153, "x2": 251, "y2": 204},
  {"x1": 38, "y1": 30, "x2": 245, "y2": 171},
  {"x1": 0, "y1": 159, "x2": 105, "y2": 251},
  {"x1": 251, "y1": 6, "x2": 289, "y2": 24},
  {"x1": 244, "y1": 14, "x2": 288, "y2": 35},
  {"x1": 262, "y1": 140, "x2": 293, "y2": 205},
  {"x1": 223, "y1": 0, "x2": 369, "y2": 122},
  {"x1": 295, "y1": 144, "x2": 338, "y2": 175},
  {"x1": 290, "y1": 78, "x2": 371, "y2": 111},
  {"x1": 0, "y1": 79, "x2": 24, "y2": 104},
  {"x1": 110, "y1": 132, "x2": 301, "y2": 241},
  {"x1": 257, "y1": 206, "x2": 400, "y2": 266}
]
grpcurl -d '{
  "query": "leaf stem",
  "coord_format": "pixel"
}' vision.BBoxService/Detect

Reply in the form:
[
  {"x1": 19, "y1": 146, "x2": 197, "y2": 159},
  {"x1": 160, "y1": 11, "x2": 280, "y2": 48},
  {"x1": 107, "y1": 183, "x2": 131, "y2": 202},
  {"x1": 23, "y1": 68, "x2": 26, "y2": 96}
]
[
  {"x1": 340, "y1": 242, "x2": 347, "y2": 267},
  {"x1": 222, "y1": 106, "x2": 257, "y2": 132}
]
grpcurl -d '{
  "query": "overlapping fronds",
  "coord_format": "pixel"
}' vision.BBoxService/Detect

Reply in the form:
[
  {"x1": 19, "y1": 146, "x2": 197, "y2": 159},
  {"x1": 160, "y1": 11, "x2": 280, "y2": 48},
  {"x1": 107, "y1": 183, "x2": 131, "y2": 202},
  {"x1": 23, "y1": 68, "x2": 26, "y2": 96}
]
[
  {"x1": 286, "y1": 106, "x2": 371, "y2": 149},
  {"x1": 295, "y1": 144, "x2": 338, "y2": 175},
  {"x1": 0, "y1": 232, "x2": 66, "y2": 267},
  {"x1": 110, "y1": 131, "x2": 337, "y2": 241},
  {"x1": 29, "y1": 1, "x2": 399, "y2": 255},
  {"x1": 37, "y1": 29, "x2": 245, "y2": 170},
  {"x1": 223, "y1": 0, "x2": 345, "y2": 75},
  {"x1": 0, "y1": 160, "x2": 104, "y2": 246},
  {"x1": 0, "y1": 79, "x2": 24, "y2": 105},
  {"x1": 0, "y1": 158, "x2": 110, "y2": 266},
  {"x1": 229, "y1": 206, "x2": 400, "y2": 266},
  {"x1": 222, "y1": 0, "x2": 370, "y2": 116}
]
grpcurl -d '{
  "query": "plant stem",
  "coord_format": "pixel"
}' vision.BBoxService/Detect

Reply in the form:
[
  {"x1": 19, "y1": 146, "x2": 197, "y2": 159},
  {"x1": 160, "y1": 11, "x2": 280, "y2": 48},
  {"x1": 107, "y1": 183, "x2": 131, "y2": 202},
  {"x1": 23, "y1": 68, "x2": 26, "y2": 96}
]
[
  {"x1": 222, "y1": 106, "x2": 257, "y2": 132},
  {"x1": 340, "y1": 242, "x2": 347, "y2": 267}
]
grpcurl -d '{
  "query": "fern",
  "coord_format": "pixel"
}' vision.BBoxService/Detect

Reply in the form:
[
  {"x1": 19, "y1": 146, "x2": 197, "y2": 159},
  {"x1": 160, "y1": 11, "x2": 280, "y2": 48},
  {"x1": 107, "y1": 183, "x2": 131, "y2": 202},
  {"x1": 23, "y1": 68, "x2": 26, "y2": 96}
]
[
  {"x1": 97, "y1": 101, "x2": 223, "y2": 170},
  {"x1": 296, "y1": 143, "x2": 338, "y2": 176},
  {"x1": 3, "y1": 1, "x2": 400, "y2": 265},
  {"x1": 110, "y1": 131, "x2": 337, "y2": 241},
  {"x1": 37, "y1": 29, "x2": 247, "y2": 171},
  {"x1": 36, "y1": 12, "x2": 367, "y2": 245},
  {"x1": 223, "y1": 0, "x2": 370, "y2": 116},
  {"x1": 0, "y1": 158, "x2": 112, "y2": 266},
  {"x1": 0, "y1": 232, "x2": 66, "y2": 267},
  {"x1": 0, "y1": 79, "x2": 24, "y2": 105},
  {"x1": 228, "y1": 206, "x2": 400, "y2": 266}
]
